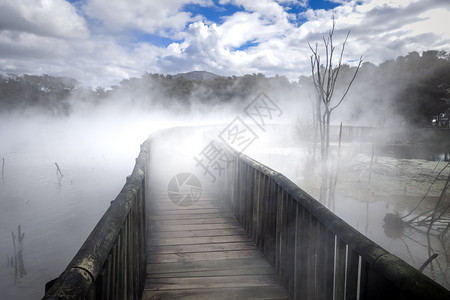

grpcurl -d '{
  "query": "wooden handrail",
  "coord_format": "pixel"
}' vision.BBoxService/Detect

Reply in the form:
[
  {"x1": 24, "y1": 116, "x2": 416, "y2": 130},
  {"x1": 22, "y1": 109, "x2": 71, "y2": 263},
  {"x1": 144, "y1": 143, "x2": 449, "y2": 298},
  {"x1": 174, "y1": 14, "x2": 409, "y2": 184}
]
[
  {"x1": 42, "y1": 140, "x2": 149, "y2": 300},
  {"x1": 221, "y1": 146, "x2": 450, "y2": 300}
]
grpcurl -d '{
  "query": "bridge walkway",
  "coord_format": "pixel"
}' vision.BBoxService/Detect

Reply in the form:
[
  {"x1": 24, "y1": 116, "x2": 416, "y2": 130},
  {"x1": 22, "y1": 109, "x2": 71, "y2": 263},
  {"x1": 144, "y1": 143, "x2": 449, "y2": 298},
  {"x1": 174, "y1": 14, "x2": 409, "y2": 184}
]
[
  {"x1": 141, "y1": 129, "x2": 289, "y2": 299},
  {"x1": 141, "y1": 186, "x2": 289, "y2": 300}
]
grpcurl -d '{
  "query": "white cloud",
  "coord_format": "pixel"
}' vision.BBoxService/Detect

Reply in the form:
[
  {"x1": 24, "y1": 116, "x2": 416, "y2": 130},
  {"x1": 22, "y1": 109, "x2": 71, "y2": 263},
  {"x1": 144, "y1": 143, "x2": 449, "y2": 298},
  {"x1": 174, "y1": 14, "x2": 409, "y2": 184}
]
[
  {"x1": 404, "y1": 8, "x2": 450, "y2": 45},
  {"x1": 0, "y1": 0, "x2": 449, "y2": 86},
  {"x1": 219, "y1": 12, "x2": 272, "y2": 48},
  {"x1": 220, "y1": 0, "x2": 294, "y2": 26},
  {"x1": 82, "y1": 0, "x2": 212, "y2": 35},
  {"x1": 0, "y1": 0, "x2": 89, "y2": 39},
  {"x1": 276, "y1": 0, "x2": 308, "y2": 7}
]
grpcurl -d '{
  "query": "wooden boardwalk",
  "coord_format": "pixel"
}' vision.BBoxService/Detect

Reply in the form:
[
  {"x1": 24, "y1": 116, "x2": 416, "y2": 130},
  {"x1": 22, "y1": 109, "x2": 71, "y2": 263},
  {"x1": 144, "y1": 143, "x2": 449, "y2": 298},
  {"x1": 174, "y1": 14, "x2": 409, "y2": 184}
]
[{"x1": 142, "y1": 187, "x2": 289, "y2": 299}]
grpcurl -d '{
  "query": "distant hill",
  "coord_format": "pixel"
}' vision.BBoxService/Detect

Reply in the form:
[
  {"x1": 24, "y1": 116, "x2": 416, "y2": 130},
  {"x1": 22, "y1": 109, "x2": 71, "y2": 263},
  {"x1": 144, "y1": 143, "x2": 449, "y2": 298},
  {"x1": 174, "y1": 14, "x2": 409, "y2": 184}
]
[{"x1": 173, "y1": 71, "x2": 220, "y2": 81}]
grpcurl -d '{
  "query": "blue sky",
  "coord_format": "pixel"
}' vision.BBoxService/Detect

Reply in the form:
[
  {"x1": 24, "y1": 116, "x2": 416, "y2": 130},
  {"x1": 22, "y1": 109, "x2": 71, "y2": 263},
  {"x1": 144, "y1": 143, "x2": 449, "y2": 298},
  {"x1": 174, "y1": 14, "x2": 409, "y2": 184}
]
[{"x1": 0, "y1": 0, "x2": 449, "y2": 87}]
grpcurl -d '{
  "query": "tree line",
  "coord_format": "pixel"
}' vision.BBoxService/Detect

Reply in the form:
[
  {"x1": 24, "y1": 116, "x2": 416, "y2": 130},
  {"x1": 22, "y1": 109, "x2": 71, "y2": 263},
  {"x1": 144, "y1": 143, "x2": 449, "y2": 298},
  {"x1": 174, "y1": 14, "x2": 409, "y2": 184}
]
[
  {"x1": 0, "y1": 72, "x2": 296, "y2": 115},
  {"x1": 0, "y1": 50, "x2": 449, "y2": 125}
]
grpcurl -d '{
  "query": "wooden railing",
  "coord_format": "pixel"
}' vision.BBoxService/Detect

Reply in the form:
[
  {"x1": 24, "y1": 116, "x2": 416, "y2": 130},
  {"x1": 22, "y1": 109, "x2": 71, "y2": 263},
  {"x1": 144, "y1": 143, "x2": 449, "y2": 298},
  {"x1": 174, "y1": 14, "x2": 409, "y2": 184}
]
[
  {"x1": 221, "y1": 148, "x2": 450, "y2": 300},
  {"x1": 42, "y1": 141, "x2": 149, "y2": 300}
]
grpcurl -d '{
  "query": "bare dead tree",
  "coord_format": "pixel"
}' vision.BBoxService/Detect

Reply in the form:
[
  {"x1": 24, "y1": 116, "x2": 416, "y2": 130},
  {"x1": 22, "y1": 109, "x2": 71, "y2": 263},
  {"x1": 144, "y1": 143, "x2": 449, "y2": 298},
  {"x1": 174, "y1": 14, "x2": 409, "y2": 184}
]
[{"x1": 309, "y1": 16, "x2": 362, "y2": 205}]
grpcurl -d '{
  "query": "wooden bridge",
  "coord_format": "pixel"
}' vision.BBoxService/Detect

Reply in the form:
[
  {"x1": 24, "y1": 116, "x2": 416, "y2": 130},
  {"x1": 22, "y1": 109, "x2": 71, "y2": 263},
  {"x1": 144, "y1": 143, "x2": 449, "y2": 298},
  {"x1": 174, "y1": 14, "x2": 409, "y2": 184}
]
[{"x1": 43, "y1": 127, "x2": 450, "y2": 300}]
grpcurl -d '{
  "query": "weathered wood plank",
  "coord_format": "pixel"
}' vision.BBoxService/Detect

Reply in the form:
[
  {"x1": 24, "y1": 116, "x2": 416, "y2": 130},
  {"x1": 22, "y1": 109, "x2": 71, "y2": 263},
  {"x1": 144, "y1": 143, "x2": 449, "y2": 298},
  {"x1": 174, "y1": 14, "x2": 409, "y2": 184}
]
[
  {"x1": 149, "y1": 196, "x2": 218, "y2": 203},
  {"x1": 149, "y1": 223, "x2": 242, "y2": 232},
  {"x1": 149, "y1": 201, "x2": 225, "y2": 210},
  {"x1": 148, "y1": 241, "x2": 257, "y2": 254},
  {"x1": 147, "y1": 266, "x2": 275, "y2": 278},
  {"x1": 147, "y1": 257, "x2": 273, "y2": 274},
  {"x1": 148, "y1": 217, "x2": 238, "y2": 226},
  {"x1": 148, "y1": 249, "x2": 264, "y2": 263},
  {"x1": 142, "y1": 286, "x2": 290, "y2": 300},
  {"x1": 148, "y1": 208, "x2": 225, "y2": 215},
  {"x1": 149, "y1": 228, "x2": 248, "y2": 239},
  {"x1": 148, "y1": 235, "x2": 253, "y2": 246},
  {"x1": 148, "y1": 212, "x2": 235, "y2": 221},
  {"x1": 145, "y1": 274, "x2": 285, "y2": 290}
]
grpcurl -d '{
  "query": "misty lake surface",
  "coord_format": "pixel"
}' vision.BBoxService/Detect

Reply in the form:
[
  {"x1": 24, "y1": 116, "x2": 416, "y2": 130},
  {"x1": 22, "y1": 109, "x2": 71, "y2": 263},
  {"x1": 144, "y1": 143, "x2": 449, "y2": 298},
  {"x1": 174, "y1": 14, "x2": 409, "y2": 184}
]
[
  {"x1": 1, "y1": 117, "x2": 449, "y2": 299},
  {"x1": 0, "y1": 111, "x2": 191, "y2": 299}
]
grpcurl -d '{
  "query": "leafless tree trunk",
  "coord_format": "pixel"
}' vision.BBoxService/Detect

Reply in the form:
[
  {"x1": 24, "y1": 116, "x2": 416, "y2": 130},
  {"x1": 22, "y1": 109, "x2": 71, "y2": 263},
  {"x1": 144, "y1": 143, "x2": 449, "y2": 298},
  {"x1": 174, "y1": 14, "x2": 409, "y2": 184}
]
[{"x1": 309, "y1": 17, "x2": 362, "y2": 206}]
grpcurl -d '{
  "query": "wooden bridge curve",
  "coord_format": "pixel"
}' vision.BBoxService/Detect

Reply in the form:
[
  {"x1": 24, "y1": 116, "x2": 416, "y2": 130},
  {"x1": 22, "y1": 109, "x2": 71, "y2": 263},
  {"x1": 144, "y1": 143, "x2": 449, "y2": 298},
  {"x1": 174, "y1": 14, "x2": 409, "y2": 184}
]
[{"x1": 43, "y1": 126, "x2": 450, "y2": 300}]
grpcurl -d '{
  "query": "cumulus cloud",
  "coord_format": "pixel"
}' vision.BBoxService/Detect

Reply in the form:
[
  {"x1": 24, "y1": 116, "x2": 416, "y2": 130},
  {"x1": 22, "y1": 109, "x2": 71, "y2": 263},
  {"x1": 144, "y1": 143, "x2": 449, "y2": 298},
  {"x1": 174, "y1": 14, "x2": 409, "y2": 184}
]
[
  {"x1": 0, "y1": 0, "x2": 449, "y2": 86},
  {"x1": 0, "y1": 0, "x2": 89, "y2": 39},
  {"x1": 82, "y1": 0, "x2": 212, "y2": 35},
  {"x1": 329, "y1": 0, "x2": 450, "y2": 64},
  {"x1": 277, "y1": 0, "x2": 308, "y2": 7}
]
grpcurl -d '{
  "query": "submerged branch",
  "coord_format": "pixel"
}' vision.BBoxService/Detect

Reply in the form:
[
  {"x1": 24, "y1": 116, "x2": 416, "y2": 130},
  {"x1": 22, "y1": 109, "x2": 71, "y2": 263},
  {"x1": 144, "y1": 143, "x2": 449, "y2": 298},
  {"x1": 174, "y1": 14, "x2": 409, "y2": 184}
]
[
  {"x1": 419, "y1": 253, "x2": 439, "y2": 272},
  {"x1": 402, "y1": 161, "x2": 450, "y2": 220}
]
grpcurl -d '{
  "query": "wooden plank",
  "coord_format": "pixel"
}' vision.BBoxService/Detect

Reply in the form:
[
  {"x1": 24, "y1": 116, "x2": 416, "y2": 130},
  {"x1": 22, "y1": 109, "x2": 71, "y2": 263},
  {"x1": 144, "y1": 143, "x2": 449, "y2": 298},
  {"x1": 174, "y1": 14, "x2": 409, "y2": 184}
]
[
  {"x1": 145, "y1": 274, "x2": 285, "y2": 290},
  {"x1": 359, "y1": 259, "x2": 369, "y2": 299},
  {"x1": 285, "y1": 196, "x2": 296, "y2": 297},
  {"x1": 148, "y1": 241, "x2": 257, "y2": 254},
  {"x1": 142, "y1": 286, "x2": 290, "y2": 300},
  {"x1": 323, "y1": 228, "x2": 336, "y2": 300},
  {"x1": 346, "y1": 248, "x2": 360, "y2": 300},
  {"x1": 147, "y1": 208, "x2": 225, "y2": 215},
  {"x1": 147, "y1": 257, "x2": 273, "y2": 274},
  {"x1": 149, "y1": 223, "x2": 242, "y2": 232},
  {"x1": 334, "y1": 239, "x2": 347, "y2": 300},
  {"x1": 149, "y1": 195, "x2": 219, "y2": 203},
  {"x1": 148, "y1": 249, "x2": 264, "y2": 263},
  {"x1": 147, "y1": 266, "x2": 275, "y2": 278},
  {"x1": 276, "y1": 189, "x2": 287, "y2": 281},
  {"x1": 148, "y1": 235, "x2": 253, "y2": 246},
  {"x1": 149, "y1": 196, "x2": 219, "y2": 202},
  {"x1": 149, "y1": 202, "x2": 225, "y2": 210},
  {"x1": 148, "y1": 217, "x2": 238, "y2": 226},
  {"x1": 149, "y1": 228, "x2": 248, "y2": 239},
  {"x1": 295, "y1": 204, "x2": 308, "y2": 300},
  {"x1": 264, "y1": 179, "x2": 277, "y2": 266},
  {"x1": 148, "y1": 212, "x2": 234, "y2": 221}
]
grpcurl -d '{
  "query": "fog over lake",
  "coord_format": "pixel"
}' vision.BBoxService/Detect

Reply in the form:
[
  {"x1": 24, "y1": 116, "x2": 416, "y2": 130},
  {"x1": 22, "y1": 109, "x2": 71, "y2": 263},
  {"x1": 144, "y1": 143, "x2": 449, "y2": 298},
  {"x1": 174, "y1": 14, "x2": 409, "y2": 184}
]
[{"x1": 0, "y1": 107, "x2": 201, "y2": 299}]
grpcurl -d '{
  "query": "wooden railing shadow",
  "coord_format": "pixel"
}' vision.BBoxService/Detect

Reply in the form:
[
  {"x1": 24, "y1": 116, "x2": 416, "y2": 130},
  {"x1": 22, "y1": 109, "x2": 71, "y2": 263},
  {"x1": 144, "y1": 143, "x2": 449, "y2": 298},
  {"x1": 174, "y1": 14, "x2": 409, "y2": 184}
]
[
  {"x1": 219, "y1": 144, "x2": 450, "y2": 300},
  {"x1": 42, "y1": 140, "x2": 149, "y2": 300}
]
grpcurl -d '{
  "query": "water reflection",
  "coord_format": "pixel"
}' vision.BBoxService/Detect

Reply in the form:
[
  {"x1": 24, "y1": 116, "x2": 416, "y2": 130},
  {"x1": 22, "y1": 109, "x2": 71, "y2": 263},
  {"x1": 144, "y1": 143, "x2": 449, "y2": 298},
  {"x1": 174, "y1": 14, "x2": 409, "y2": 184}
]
[
  {"x1": 11, "y1": 225, "x2": 26, "y2": 285},
  {"x1": 376, "y1": 144, "x2": 450, "y2": 162},
  {"x1": 55, "y1": 163, "x2": 64, "y2": 190},
  {"x1": 432, "y1": 153, "x2": 450, "y2": 162},
  {"x1": 2, "y1": 158, "x2": 5, "y2": 185},
  {"x1": 383, "y1": 213, "x2": 405, "y2": 238}
]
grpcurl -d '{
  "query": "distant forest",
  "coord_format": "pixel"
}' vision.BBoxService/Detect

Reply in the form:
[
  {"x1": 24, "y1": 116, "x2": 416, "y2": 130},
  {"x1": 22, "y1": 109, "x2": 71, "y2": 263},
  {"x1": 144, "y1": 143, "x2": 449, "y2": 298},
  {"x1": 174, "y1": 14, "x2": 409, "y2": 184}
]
[{"x1": 1, "y1": 50, "x2": 449, "y2": 126}]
